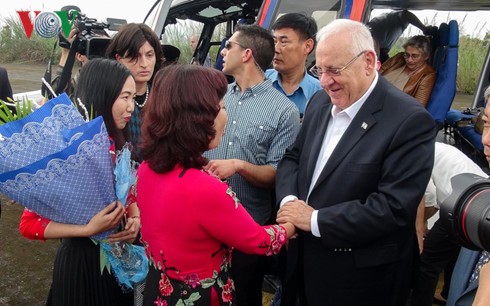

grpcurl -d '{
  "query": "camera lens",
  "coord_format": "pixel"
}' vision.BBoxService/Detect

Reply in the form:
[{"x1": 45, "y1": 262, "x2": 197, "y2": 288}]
[{"x1": 440, "y1": 173, "x2": 490, "y2": 251}]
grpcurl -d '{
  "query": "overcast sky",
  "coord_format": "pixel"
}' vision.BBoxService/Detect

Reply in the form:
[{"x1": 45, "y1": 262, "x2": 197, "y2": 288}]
[
  {"x1": 1, "y1": 0, "x2": 157, "y2": 24},
  {"x1": 1, "y1": 1, "x2": 489, "y2": 38},
  {"x1": 372, "y1": 9, "x2": 490, "y2": 38}
]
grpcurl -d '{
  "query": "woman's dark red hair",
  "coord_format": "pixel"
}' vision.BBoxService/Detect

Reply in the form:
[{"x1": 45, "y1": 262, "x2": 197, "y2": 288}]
[{"x1": 140, "y1": 64, "x2": 228, "y2": 173}]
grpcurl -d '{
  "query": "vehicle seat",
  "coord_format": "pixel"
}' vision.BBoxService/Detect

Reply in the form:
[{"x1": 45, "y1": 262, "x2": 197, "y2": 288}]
[
  {"x1": 441, "y1": 20, "x2": 487, "y2": 162},
  {"x1": 426, "y1": 20, "x2": 459, "y2": 129},
  {"x1": 430, "y1": 22, "x2": 449, "y2": 72}
]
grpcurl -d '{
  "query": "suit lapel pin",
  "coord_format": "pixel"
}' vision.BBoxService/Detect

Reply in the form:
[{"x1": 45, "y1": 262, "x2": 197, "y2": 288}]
[{"x1": 361, "y1": 122, "x2": 368, "y2": 130}]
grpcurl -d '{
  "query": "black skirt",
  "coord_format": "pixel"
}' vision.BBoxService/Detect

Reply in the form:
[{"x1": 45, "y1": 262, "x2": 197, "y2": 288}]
[{"x1": 46, "y1": 237, "x2": 133, "y2": 306}]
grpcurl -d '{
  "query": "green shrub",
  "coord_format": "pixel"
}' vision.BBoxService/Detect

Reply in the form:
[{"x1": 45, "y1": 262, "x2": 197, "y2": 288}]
[{"x1": 457, "y1": 36, "x2": 488, "y2": 94}]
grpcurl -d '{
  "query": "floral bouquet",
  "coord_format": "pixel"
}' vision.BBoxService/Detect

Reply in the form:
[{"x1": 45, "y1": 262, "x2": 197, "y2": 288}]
[
  {"x1": 0, "y1": 94, "x2": 85, "y2": 173},
  {"x1": 0, "y1": 93, "x2": 147, "y2": 289},
  {"x1": 0, "y1": 94, "x2": 116, "y2": 239}
]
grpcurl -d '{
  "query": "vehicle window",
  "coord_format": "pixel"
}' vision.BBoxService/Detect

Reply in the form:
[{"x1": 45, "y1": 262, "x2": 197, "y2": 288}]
[
  {"x1": 272, "y1": 0, "x2": 341, "y2": 29},
  {"x1": 370, "y1": 9, "x2": 489, "y2": 98},
  {"x1": 163, "y1": 19, "x2": 226, "y2": 65},
  {"x1": 198, "y1": 4, "x2": 243, "y2": 18},
  {"x1": 159, "y1": 0, "x2": 262, "y2": 66},
  {"x1": 163, "y1": 20, "x2": 204, "y2": 63}
]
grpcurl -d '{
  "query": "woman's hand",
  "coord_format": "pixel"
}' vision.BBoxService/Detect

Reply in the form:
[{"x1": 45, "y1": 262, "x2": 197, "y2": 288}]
[
  {"x1": 107, "y1": 215, "x2": 141, "y2": 243},
  {"x1": 281, "y1": 222, "x2": 297, "y2": 239},
  {"x1": 84, "y1": 201, "x2": 124, "y2": 236}
]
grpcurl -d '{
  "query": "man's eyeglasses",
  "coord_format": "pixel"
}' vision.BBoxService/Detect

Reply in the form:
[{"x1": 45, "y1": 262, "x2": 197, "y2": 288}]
[
  {"x1": 224, "y1": 40, "x2": 247, "y2": 50},
  {"x1": 403, "y1": 52, "x2": 421, "y2": 60},
  {"x1": 309, "y1": 50, "x2": 367, "y2": 78}
]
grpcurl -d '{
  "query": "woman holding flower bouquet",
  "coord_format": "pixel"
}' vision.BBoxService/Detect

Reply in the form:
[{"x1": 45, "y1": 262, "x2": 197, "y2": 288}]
[
  {"x1": 137, "y1": 64, "x2": 296, "y2": 306},
  {"x1": 19, "y1": 58, "x2": 140, "y2": 306}
]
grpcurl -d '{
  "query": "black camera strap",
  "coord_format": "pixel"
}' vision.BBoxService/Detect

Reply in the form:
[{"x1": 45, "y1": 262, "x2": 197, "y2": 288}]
[
  {"x1": 41, "y1": 40, "x2": 58, "y2": 98},
  {"x1": 55, "y1": 38, "x2": 80, "y2": 95}
]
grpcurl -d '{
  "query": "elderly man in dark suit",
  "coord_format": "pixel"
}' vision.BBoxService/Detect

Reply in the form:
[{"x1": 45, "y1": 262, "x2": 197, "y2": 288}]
[{"x1": 276, "y1": 19, "x2": 436, "y2": 306}]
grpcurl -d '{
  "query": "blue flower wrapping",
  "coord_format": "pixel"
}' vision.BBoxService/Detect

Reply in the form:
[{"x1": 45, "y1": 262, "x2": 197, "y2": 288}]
[
  {"x1": 114, "y1": 143, "x2": 137, "y2": 206},
  {"x1": 0, "y1": 116, "x2": 117, "y2": 240},
  {"x1": 100, "y1": 241, "x2": 149, "y2": 291},
  {"x1": 0, "y1": 93, "x2": 85, "y2": 173},
  {"x1": 99, "y1": 142, "x2": 147, "y2": 290}
]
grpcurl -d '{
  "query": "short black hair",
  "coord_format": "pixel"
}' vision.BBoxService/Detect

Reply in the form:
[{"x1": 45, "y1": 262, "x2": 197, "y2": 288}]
[
  {"x1": 272, "y1": 13, "x2": 318, "y2": 45},
  {"x1": 234, "y1": 24, "x2": 275, "y2": 72}
]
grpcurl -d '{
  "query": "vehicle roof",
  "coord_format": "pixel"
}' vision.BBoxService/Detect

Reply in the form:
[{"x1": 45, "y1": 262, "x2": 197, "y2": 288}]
[
  {"x1": 165, "y1": 0, "x2": 261, "y2": 25},
  {"x1": 163, "y1": 0, "x2": 490, "y2": 27},
  {"x1": 168, "y1": 0, "x2": 490, "y2": 15},
  {"x1": 372, "y1": 0, "x2": 490, "y2": 11}
]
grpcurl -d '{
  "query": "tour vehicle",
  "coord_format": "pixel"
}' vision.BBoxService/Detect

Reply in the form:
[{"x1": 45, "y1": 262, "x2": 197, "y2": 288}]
[
  {"x1": 144, "y1": 0, "x2": 489, "y2": 66},
  {"x1": 143, "y1": 0, "x2": 490, "y2": 166}
]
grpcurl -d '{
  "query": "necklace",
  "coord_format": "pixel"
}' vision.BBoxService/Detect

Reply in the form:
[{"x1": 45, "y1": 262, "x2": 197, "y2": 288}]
[{"x1": 134, "y1": 85, "x2": 149, "y2": 108}]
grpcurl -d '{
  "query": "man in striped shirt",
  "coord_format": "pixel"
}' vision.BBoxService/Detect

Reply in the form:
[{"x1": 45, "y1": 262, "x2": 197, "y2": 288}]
[{"x1": 204, "y1": 24, "x2": 300, "y2": 306}]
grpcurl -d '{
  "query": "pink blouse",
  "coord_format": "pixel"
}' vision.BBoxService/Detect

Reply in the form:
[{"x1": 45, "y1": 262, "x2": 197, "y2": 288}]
[{"x1": 137, "y1": 162, "x2": 286, "y2": 286}]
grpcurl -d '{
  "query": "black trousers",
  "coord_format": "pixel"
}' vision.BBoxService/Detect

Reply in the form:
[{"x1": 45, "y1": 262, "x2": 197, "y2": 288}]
[
  {"x1": 231, "y1": 250, "x2": 266, "y2": 306},
  {"x1": 411, "y1": 218, "x2": 461, "y2": 306}
]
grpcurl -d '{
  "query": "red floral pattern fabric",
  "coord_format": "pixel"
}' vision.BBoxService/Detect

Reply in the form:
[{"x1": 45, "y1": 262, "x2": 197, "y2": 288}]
[{"x1": 137, "y1": 164, "x2": 287, "y2": 306}]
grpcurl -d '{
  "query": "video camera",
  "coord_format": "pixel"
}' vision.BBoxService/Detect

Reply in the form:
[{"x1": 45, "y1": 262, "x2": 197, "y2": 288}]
[
  {"x1": 58, "y1": 12, "x2": 111, "y2": 59},
  {"x1": 73, "y1": 13, "x2": 111, "y2": 59},
  {"x1": 440, "y1": 173, "x2": 490, "y2": 251}
]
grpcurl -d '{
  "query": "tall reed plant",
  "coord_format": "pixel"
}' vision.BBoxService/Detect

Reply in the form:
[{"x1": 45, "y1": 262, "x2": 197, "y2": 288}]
[
  {"x1": 0, "y1": 16, "x2": 60, "y2": 63},
  {"x1": 457, "y1": 36, "x2": 488, "y2": 94}
]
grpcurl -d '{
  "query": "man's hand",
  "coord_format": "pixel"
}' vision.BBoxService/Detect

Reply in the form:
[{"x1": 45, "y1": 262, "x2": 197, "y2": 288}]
[
  {"x1": 204, "y1": 159, "x2": 240, "y2": 180},
  {"x1": 277, "y1": 200, "x2": 314, "y2": 232}
]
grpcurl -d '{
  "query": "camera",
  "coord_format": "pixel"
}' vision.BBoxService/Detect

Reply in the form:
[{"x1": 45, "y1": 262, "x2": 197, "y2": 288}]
[
  {"x1": 58, "y1": 12, "x2": 111, "y2": 59},
  {"x1": 440, "y1": 173, "x2": 490, "y2": 251},
  {"x1": 73, "y1": 13, "x2": 111, "y2": 59}
]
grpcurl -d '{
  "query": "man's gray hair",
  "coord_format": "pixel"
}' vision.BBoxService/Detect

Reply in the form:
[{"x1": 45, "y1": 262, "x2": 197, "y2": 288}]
[
  {"x1": 484, "y1": 85, "x2": 490, "y2": 100},
  {"x1": 316, "y1": 19, "x2": 375, "y2": 57}
]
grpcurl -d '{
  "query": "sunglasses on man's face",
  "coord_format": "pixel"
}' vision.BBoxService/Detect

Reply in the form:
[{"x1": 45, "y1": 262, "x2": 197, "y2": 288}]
[{"x1": 224, "y1": 40, "x2": 247, "y2": 50}]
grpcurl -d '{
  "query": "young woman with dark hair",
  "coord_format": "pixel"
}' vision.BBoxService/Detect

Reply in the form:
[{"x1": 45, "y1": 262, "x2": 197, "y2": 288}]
[
  {"x1": 106, "y1": 23, "x2": 163, "y2": 161},
  {"x1": 137, "y1": 64, "x2": 296, "y2": 306},
  {"x1": 19, "y1": 58, "x2": 139, "y2": 306}
]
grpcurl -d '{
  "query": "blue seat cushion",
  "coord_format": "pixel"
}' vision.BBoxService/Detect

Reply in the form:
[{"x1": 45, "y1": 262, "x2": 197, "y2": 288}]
[
  {"x1": 446, "y1": 109, "x2": 476, "y2": 125},
  {"x1": 456, "y1": 124, "x2": 483, "y2": 152}
]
